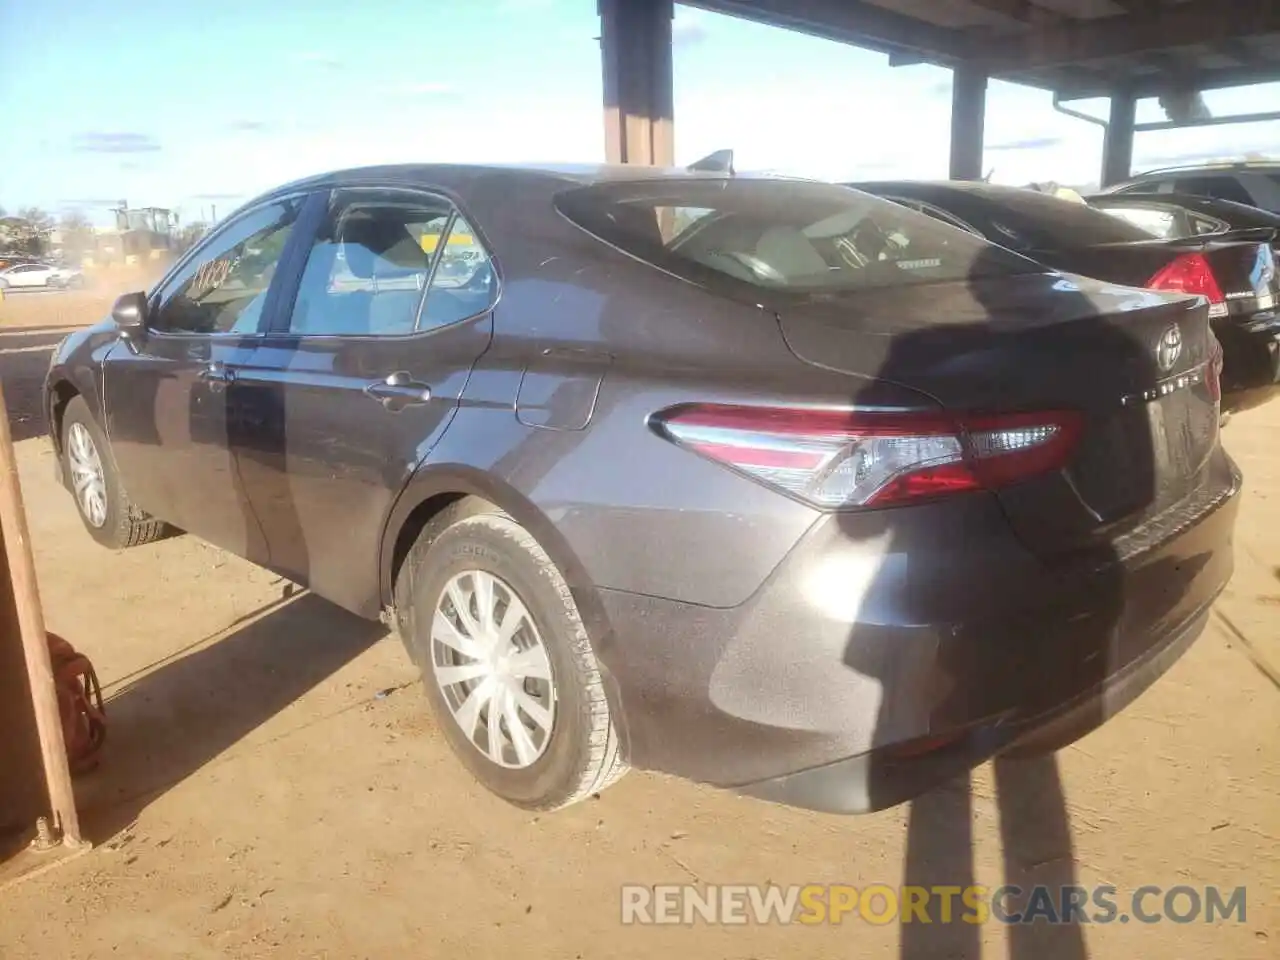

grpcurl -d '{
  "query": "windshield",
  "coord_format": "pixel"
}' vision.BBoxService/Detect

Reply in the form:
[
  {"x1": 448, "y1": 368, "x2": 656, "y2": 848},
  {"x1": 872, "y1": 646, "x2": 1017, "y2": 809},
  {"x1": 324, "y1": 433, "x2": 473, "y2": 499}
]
[{"x1": 554, "y1": 178, "x2": 1040, "y2": 294}]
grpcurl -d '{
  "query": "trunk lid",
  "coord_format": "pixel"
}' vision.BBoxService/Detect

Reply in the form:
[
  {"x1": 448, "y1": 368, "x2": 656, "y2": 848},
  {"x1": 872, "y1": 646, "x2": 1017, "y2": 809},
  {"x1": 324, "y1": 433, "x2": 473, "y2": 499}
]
[
  {"x1": 772, "y1": 271, "x2": 1221, "y2": 559},
  {"x1": 1031, "y1": 235, "x2": 1280, "y2": 319}
]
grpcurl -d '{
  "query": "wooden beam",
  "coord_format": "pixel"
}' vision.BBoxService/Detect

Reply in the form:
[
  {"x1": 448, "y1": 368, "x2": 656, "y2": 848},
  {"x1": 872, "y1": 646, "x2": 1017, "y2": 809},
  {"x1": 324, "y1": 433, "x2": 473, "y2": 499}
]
[
  {"x1": 950, "y1": 64, "x2": 988, "y2": 181},
  {"x1": 1054, "y1": 61, "x2": 1280, "y2": 100},
  {"x1": 962, "y1": 0, "x2": 1059, "y2": 26},
  {"x1": 1101, "y1": 91, "x2": 1136, "y2": 187},
  {"x1": 964, "y1": 0, "x2": 1280, "y2": 73},
  {"x1": 1134, "y1": 108, "x2": 1280, "y2": 132},
  {"x1": 600, "y1": 0, "x2": 675, "y2": 165},
  {"x1": 0, "y1": 382, "x2": 81, "y2": 847},
  {"x1": 681, "y1": 0, "x2": 964, "y2": 60},
  {"x1": 1218, "y1": 38, "x2": 1269, "y2": 68}
]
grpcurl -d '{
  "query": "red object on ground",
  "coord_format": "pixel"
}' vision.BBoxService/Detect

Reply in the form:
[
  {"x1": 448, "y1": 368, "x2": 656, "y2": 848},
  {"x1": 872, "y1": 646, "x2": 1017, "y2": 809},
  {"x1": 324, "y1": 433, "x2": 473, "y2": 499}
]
[{"x1": 46, "y1": 633, "x2": 105, "y2": 775}]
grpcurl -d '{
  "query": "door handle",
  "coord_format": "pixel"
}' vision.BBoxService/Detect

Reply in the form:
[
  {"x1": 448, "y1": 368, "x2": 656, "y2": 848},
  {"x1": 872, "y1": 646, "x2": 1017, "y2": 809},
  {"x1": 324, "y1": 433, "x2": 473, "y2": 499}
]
[
  {"x1": 364, "y1": 371, "x2": 432, "y2": 411},
  {"x1": 199, "y1": 361, "x2": 233, "y2": 392}
]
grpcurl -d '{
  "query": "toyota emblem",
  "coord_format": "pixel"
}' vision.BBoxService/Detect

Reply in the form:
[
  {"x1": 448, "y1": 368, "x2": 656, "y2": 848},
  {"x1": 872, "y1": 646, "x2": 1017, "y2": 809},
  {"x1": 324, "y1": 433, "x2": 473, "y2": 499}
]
[{"x1": 1156, "y1": 324, "x2": 1182, "y2": 373}]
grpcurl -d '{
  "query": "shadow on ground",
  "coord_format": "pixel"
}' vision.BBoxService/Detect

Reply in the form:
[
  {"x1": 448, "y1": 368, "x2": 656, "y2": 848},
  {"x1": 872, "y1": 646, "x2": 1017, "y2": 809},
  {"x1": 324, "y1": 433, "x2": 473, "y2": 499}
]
[
  {"x1": 901, "y1": 759, "x2": 1087, "y2": 959},
  {"x1": 0, "y1": 326, "x2": 81, "y2": 442},
  {"x1": 73, "y1": 592, "x2": 385, "y2": 844}
]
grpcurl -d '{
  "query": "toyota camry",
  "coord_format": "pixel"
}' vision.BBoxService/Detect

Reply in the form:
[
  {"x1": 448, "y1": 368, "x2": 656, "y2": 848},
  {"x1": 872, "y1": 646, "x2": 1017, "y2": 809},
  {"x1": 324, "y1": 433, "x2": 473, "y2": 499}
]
[{"x1": 44, "y1": 164, "x2": 1239, "y2": 814}]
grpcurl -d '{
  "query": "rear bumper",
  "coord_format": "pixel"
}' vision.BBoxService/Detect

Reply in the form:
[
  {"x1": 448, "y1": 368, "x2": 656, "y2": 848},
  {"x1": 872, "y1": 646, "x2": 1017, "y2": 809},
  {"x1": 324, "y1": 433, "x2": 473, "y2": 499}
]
[
  {"x1": 739, "y1": 604, "x2": 1210, "y2": 814},
  {"x1": 595, "y1": 451, "x2": 1240, "y2": 814},
  {"x1": 1216, "y1": 313, "x2": 1280, "y2": 412}
]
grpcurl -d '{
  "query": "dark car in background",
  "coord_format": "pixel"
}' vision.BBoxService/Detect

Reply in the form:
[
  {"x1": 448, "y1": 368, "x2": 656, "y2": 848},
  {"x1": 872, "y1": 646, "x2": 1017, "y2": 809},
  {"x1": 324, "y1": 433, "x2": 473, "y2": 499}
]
[
  {"x1": 44, "y1": 165, "x2": 1239, "y2": 815},
  {"x1": 1086, "y1": 191, "x2": 1280, "y2": 248},
  {"x1": 854, "y1": 180, "x2": 1280, "y2": 414},
  {"x1": 1093, "y1": 161, "x2": 1280, "y2": 214}
]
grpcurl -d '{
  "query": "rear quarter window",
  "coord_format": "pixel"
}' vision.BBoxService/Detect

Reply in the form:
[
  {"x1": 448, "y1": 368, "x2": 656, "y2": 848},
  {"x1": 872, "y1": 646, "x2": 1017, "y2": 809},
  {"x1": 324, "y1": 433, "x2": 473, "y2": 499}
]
[
  {"x1": 554, "y1": 179, "x2": 1039, "y2": 294},
  {"x1": 967, "y1": 189, "x2": 1156, "y2": 249},
  {"x1": 1175, "y1": 176, "x2": 1255, "y2": 206}
]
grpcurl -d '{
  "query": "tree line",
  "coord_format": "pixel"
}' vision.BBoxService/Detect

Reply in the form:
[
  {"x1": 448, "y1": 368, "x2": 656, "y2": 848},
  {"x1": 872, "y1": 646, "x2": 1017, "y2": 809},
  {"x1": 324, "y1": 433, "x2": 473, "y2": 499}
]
[
  {"x1": 0, "y1": 205, "x2": 211, "y2": 260},
  {"x1": 0, "y1": 206, "x2": 79, "y2": 257}
]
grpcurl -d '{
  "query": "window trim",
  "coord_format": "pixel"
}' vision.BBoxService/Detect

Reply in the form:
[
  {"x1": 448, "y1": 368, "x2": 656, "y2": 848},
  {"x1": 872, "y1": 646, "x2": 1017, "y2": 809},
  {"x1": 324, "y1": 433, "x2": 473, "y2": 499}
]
[
  {"x1": 263, "y1": 184, "x2": 501, "y2": 341},
  {"x1": 880, "y1": 195, "x2": 983, "y2": 237},
  {"x1": 143, "y1": 190, "x2": 320, "y2": 341}
]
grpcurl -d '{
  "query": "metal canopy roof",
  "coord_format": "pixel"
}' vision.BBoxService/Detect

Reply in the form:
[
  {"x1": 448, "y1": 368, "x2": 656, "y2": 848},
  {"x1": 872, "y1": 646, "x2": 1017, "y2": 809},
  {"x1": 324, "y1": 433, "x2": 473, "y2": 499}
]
[{"x1": 683, "y1": 0, "x2": 1280, "y2": 100}]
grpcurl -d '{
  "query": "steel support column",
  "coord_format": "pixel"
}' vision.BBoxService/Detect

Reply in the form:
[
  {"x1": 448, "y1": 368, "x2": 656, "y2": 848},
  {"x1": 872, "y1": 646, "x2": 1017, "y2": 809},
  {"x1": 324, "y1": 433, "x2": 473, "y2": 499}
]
[
  {"x1": 599, "y1": 0, "x2": 675, "y2": 165},
  {"x1": 949, "y1": 64, "x2": 988, "y2": 181},
  {"x1": 1101, "y1": 90, "x2": 1136, "y2": 187}
]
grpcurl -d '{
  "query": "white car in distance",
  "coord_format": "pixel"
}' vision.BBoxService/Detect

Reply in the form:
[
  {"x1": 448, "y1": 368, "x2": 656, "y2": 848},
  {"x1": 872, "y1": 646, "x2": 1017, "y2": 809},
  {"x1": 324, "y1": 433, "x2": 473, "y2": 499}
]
[{"x1": 0, "y1": 262, "x2": 85, "y2": 290}]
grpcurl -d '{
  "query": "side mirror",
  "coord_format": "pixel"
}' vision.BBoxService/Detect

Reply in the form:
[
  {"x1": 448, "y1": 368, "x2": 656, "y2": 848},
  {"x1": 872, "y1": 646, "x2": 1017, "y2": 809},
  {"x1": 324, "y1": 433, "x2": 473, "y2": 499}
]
[{"x1": 111, "y1": 292, "x2": 149, "y2": 339}]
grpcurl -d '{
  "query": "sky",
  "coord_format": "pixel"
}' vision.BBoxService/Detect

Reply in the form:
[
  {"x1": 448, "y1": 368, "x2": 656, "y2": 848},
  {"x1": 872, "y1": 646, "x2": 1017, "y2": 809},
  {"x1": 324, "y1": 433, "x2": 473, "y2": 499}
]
[{"x1": 2, "y1": 0, "x2": 1278, "y2": 227}]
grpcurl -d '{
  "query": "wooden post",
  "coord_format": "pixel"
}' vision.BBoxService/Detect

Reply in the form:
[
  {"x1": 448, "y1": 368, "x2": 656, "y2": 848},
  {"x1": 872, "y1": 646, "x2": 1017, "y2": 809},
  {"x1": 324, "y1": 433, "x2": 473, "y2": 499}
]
[
  {"x1": 0, "y1": 381, "x2": 82, "y2": 847},
  {"x1": 949, "y1": 63, "x2": 988, "y2": 181},
  {"x1": 599, "y1": 0, "x2": 675, "y2": 166},
  {"x1": 1101, "y1": 90, "x2": 1137, "y2": 187}
]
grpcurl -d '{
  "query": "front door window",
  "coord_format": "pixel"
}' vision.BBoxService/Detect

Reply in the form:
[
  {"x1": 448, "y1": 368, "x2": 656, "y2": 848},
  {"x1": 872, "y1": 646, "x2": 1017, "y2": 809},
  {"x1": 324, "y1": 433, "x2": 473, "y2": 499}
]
[{"x1": 152, "y1": 198, "x2": 303, "y2": 335}]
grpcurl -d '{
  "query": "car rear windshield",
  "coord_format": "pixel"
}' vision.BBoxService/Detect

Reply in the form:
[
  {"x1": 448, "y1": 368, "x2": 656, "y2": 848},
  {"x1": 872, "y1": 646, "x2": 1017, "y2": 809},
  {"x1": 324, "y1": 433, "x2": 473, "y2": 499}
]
[
  {"x1": 970, "y1": 188, "x2": 1156, "y2": 249},
  {"x1": 554, "y1": 178, "x2": 1041, "y2": 294}
]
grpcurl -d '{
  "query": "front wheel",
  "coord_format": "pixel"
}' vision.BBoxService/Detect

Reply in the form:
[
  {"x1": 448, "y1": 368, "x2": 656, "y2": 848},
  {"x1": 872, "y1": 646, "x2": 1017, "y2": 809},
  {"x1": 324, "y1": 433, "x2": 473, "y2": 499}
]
[
  {"x1": 394, "y1": 500, "x2": 628, "y2": 810},
  {"x1": 61, "y1": 396, "x2": 170, "y2": 549}
]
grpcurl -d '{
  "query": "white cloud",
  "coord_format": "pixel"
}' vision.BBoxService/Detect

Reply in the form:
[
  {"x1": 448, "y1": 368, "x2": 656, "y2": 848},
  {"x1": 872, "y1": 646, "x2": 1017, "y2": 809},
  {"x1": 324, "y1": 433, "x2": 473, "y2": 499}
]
[
  {"x1": 291, "y1": 51, "x2": 344, "y2": 70},
  {"x1": 672, "y1": 9, "x2": 711, "y2": 49},
  {"x1": 399, "y1": 82, "x2": 454, "y2": 96}
]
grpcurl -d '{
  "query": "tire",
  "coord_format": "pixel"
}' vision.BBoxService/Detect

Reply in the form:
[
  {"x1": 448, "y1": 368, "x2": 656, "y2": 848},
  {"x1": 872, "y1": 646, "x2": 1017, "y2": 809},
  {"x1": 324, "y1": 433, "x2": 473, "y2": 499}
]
[
  {"x1": 61, "y1": 396, "x2": 169, "y2": 549},
  {"x1": 394, "y1": 499, "x2": 628, "y2": 810}
]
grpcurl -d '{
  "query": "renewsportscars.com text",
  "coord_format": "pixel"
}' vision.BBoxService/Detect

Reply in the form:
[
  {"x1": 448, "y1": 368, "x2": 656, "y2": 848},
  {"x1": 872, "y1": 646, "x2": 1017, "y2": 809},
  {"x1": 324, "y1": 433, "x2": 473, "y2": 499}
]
[{"x1": 620, "y1": 884, "x2": 1247, "y2": 926}]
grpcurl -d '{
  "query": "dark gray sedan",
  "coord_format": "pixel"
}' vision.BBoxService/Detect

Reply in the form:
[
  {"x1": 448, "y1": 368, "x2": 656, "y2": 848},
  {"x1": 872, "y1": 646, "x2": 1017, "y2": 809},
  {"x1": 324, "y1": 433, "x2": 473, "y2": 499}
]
[{"x1": 44, "y1": 165, "x2": 1240, "y2": 814}]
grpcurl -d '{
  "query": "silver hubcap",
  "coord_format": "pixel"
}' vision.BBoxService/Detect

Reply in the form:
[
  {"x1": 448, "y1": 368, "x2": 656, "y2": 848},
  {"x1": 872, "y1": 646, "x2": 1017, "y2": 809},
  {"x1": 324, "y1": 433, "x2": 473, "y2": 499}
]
[
  {"x1": 67, "y1": 423, "x2": 108, "y2": 528},
  {"x1": 431, "y1": 570, "x2": 555, "y2": 769}
]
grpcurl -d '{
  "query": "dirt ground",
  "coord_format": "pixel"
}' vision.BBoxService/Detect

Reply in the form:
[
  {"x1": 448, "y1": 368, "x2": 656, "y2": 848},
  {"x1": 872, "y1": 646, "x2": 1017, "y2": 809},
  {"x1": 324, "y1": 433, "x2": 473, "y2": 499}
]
[{"x1": 0, "y1": 283, "x2": 1277, "y2": 959}]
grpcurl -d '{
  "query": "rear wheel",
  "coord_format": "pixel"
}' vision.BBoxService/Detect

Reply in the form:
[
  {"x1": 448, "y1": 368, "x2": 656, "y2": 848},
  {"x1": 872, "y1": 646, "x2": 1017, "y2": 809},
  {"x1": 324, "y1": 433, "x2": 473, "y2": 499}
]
[
  {"x1": 394, "y1": 500, "x2": 627, "y2": 810},
  {"x1": 61, "y1": 396, "x2": 169, "y2": 549}
]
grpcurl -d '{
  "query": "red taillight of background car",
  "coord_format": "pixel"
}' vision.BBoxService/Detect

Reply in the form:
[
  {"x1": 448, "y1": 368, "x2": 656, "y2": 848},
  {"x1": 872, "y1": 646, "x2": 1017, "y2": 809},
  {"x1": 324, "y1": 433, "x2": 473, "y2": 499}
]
[
  {"x1": 1147, "y1": 253, "x2": 1227, "y2": 317},
  {"x1": 653, "y1": 403, "x2": 1082, "y2": 509}
]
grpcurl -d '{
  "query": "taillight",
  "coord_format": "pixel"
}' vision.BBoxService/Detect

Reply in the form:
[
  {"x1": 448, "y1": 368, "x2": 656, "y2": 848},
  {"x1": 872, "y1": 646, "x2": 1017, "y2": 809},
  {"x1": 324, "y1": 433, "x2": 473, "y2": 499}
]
[
  {"x1": 653, "y1": 404, "x2": 1081, "y2": 509},
  {"x1": 1147, "y1": 253, "x2": 1227, "y2": 318}
]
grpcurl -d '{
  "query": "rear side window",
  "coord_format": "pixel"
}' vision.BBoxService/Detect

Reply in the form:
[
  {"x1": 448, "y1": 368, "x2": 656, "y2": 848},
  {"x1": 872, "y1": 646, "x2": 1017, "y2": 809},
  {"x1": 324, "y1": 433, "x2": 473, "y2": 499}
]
[
  {"x1": 287, "y1": 190, "x2": 496, "y2": 336},
  {"x1": 1094, "y1": 203, "x2": 1180, "y2": 238},
  {"x1": 966, "y1": 189, "x2": 1155, "y2": 249},
  {"x1": 1175, "y1": 176, "x2": 1254, "y2": 205},
  {"x1": 1113, "y1": 178, "x2": 1172, "y2": 195},
  {"x1": 554, "y1": 178, "x2": 1038, "y2": 293}
]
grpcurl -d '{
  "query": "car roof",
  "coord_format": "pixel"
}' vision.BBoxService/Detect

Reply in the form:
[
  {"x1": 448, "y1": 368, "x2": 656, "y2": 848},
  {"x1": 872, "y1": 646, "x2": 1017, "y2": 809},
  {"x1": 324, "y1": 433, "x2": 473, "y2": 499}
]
[
  {"x1": 849, "y1": 180, "x2": 1046, "y2": 201},
  {"x1": 267, "y1": 161, "x2": 794, "y2": 195},
  {"x1": 234, "y1": 161, "x2": 811, "y2": 223},
  {"x1": 1129, "y1": 161, "x2": 1280, "y2": 176}
]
